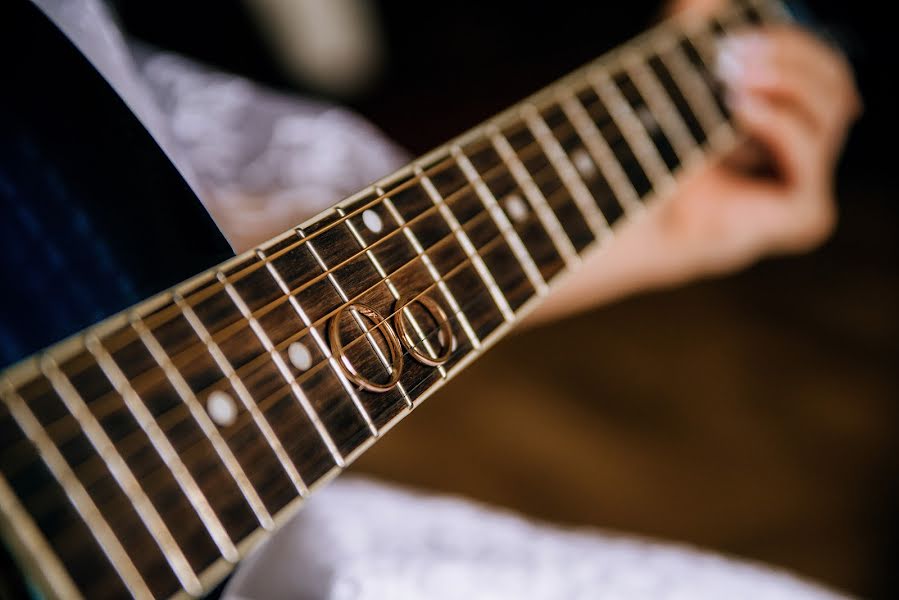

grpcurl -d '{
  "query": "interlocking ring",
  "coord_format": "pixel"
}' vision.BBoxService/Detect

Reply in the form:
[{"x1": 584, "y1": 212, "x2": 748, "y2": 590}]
[
  {"x1": 329, "y1": 303, "x2": 403, "y2": 392},
  {"x1": 393, "y1": 295, "x2": 453, "y2": 367}
]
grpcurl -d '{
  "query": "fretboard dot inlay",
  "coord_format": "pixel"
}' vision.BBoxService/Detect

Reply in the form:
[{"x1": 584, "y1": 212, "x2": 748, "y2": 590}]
[
  {"x1": 288, "y1": 341, "x2": 313, "y2": 371},
  {"x1": 571, "y1": 148, "x2": 597, "y2": 180},
  {"x1": 503, "y1": 193, "x2": 529, "y2": 223},
  {"x1": 207, "y1": 390, "x2": 238, "y2": 427},
  {"x1": 362, "y1": 209, "x2": 383, "y2": 233}
]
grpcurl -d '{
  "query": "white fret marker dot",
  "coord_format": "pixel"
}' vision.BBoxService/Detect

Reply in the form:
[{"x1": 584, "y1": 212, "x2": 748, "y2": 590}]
[
  {"x1": 288, "y1": 341, "x2": 313, "y2": 371},
  {"x1": 503, "y1": 194, "x2": 528, "y2": 223},
  {"x1": 207, "y1": 391, "x2": 237, "y2": 427},
  {"x1": 362, "y1": 209, "x2": 383, "y2": 233},
  {"x1": 637, "y1": 105, "x2": 659, "y2": 134},
  {"x1": 571, "y1": 148, "x2": 596, "y2": 180}
]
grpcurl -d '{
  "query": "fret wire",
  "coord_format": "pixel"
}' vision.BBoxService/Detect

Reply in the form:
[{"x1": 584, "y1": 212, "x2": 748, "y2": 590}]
[
  {"x1": 130, "y1": 318, "x2": 274, "y2": 530},
  {"x1": 298, "y1": 229, "x2": 415, "y2": 411},
  {"x1": 621, "y1": 49, "x2": 700, "y2": 166},
  {"x1": 655, "y1": 32, "x2": 732, "y2": 149},
  {"x1": 380, "y1": 193, "x2": 482, "y2": 351},
  {"x1": 38, "y1": 9, "x2": 719, "y2": 359},
  {"x1": 85, "y1": 333, "x2": 239, "y2": 565},
  {"x1": 11, "y1": 118, "x2": 723, "y2": 588},
  {"x1": 417, "y1": 165, "x2": 516, "y2": 322},
  {"x1": 6, "y1": 123, "x2": 640, "y2": 480},
  {"x1": 521, "y1": 104, "x2": 612, "y2": 241},
  {"x1": 336, "y1": 207, "x2": 448, "y2": 380},
  {"x1": 43, "y1": 350, "x2": 206, "y2": 593},
  {"x1": 487, "y1": 127, "x2": 581, "y2": 267},
  {"x1": 1, "y1": 4, "x2": 780, "y2": 596},
  {"x1": 590, "y1": 70, "x2": 675, "y2": 194},
  {"x1": 174, "y1": 293, "x2": 310, "y2": 497},
  {"x1": 451, "y1": 145, "x2": 549, "y2": 296},
  {"x1": 257, "y1": 248, "x2": 379, "y2": 436},
  {"x1": 21, "y1": 153, "x2": 593, "y2": 494},
  {"x1": 217, "y1": 270, "x2": 351, "y2": 466},
  {"x1": 55, "y1": 117, "x2": 591, "y2": 405},
  {"x1": 0, "y1": 378, "x2": 150, "y2": 599},
  {"x1": 556, "y1": 93, "x2": 644, "y2": 216}
]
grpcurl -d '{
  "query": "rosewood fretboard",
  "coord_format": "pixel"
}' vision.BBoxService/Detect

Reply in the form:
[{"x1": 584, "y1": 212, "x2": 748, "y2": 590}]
[{"x1": 0, "y1": 1, "x2": 788, "y2": 598}]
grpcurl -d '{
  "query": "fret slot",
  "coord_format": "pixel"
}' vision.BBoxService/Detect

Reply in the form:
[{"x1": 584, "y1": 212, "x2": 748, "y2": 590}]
[
  {"x1": 6, "y1": 376, "x2": 182, "y2": 598},
  {"x1": 463, "y1": 141, "x2": 566, "y2": 282},
  {"x1": 647, "y1": 55, "x2": 708, "y2": 146},
  {"x1": 538, "y1": 104, "x2": 626, "y2": 227},
  {"x1": 140, "y1": 304, "x2": 294, "y2": 521},
  {"x1": 611, "y1": 71, "x2": 681, "y2": 171},
  {"x1": 575, "y1": 88, "x2": 654, "y2": 199},
  {"x1": 342, "y1": 193, "x2": 466, "y2": 378},
  {"x1": 261, "y1": 236, "x2": 379, "y2": 451},
  {"x1": 299, "y1": 214, "x2": 417, "y2": 425},
  {"x1": 106, "y1": 333, "x2": 249, "y2": 567},
  {"x1": 503, "y1": 123, "x2": 596, "y2": 251},
  {"x1": 439, "y1": 173, "x2": 537, "y2": 311},
  {"x1": 678, "y1": 35, "x2": 730, "y2": 120},
  {"x1": 388, "y1": 181, "x2": 506, "y2": 342},
  {"x1": 258, "y1": 388, "x2": 337, "y2": 484}
]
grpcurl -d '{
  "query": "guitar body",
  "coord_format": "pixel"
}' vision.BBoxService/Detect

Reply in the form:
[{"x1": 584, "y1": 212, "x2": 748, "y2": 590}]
[{"x1": 0, "y1": 1, "x2": 234, "y2": 373}]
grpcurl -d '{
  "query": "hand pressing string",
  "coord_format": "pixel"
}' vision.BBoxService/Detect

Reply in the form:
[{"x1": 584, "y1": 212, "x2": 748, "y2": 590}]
[{"x1": 527, "y1": 18, "x2": 861, "y2": 326}]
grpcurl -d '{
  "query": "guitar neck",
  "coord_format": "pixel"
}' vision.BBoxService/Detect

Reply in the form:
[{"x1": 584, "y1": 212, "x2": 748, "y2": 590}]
[{"x1": 0, "y1": 1, "x2": 788, "y2": 598}]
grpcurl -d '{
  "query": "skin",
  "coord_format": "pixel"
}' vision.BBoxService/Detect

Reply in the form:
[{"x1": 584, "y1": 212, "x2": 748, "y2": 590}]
[{"x1": 525, "y1": 14, "x2": 862, "y2": 326}]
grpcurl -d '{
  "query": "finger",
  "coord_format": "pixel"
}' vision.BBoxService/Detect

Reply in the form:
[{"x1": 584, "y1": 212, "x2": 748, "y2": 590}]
[
  {"x1": 728, "y1": 89, "x2": 823, "y2": 186},
  {"x1": 717, "y1": 29, "x2": 861, "y2": 147}
]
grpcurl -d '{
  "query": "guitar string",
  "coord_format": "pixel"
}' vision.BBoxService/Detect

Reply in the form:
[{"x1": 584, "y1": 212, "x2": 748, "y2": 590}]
[
  {"x1": 48, "y1": 39, "x2": 688, "y2": 431},
  {"x1": 21, "y1": 80, "x2": 720, "y2": 498},
  {"x1": 2, "y1": 14, "x2": 733, "y2": 489},
  {"x1": 23, "y1": 92, "x2": 635, "y2": 452},
  {"x1": 11, "y1": 112, "x2": 661, "y2": 489},
  {"x1": 54, "y1": 3, "x2": 723, "y2": 362},
  {"x1": 1, "y1": 13, "x2": 762, "y2": 586},
  {"x1": 5, "y1": 5, "x2": 745, "y2": 528}
]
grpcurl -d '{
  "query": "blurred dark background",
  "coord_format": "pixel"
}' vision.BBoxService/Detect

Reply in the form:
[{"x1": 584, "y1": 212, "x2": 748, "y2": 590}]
[{"x1": 110, "y1": 1, "x2": 897, "y2": 596}]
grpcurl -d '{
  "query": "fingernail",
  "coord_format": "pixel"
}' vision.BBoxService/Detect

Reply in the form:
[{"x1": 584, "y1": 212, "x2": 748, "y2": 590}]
[{"x1": 716, "y1": 34, "x2": 768, "y2": 85}]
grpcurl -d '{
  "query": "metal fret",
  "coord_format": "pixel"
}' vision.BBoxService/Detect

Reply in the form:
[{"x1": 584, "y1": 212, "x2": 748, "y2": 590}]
[
  {"x1": 131, "y1": 318, "x2": 274, "y2": 531},
  {"x1": 521, "y1": 104, "x2": 611, "y2": 241},
  {"x1": 257, "y1": 245, "x2": 378, "y2": 441},
  {"x1": 380, "y1": 193, "x2": 482, "y2": 350},
  {"x1": 297, "y1": 230, "x2": 415, "y2": 410},
  {"x1": 488, "y1": 128, "x2": 581, "y2": 267},
  {"x1": 217, "y1": 271, "x2": 350, "y2": 465},
  {"x1": 452, "y1": 145, "x2": 549, "y2": 296},
  {"x1": 336, "y1": 206, "x2": 449, "y2": 379},
  {"x1": 417, "y1": 165, "x2": 516, "y2": 322},
  {"x1": 84, "y1": 337, "x2": 213, "y2": 593},
  {"x1": 557, "y1": 93, "x2": 644, "y2": 217},
  {"x1": 590, "y1": 70, "x2": 675, "y2": 194},
  {"x1": 1, "y1": 379, "x2": 147, "y2": 599},
  {"x1": 621, "y1": 50, "x2": 699, "y2": 166},
  {"x1": 655, "y1": 33, "x2": 732, "y2": 149},
  {"x1": 174, "y1": 294, "x2": 310, "y2": 497}
]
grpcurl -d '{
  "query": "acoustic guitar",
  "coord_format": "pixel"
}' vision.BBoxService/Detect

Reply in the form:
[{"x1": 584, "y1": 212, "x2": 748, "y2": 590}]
[{"x1": 0, "y1": 0, "x2": 791, "y2": 597}]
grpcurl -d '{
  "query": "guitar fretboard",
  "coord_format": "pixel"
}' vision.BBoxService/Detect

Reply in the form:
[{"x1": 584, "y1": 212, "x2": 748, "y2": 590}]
[{"x1": 0, "y1": 1, "x2": 787, "y2": 598}]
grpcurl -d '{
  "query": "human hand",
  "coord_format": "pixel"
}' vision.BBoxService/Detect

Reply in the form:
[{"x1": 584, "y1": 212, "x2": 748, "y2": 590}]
[
  {"x1": 646, "y1": 24, "x2": 862, "y2": 280},
  {"x1": 527, "y1": 22, "x2": 861, "y2": 325}
]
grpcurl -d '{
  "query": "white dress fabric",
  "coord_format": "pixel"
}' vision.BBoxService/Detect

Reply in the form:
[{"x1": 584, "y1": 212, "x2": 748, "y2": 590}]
[
  {"x1": 223, "y1": 477, "x2": 842, "y2": 600},
  {"x1": 31, "y1": 2, "x2": 845, "y2": 598}
]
